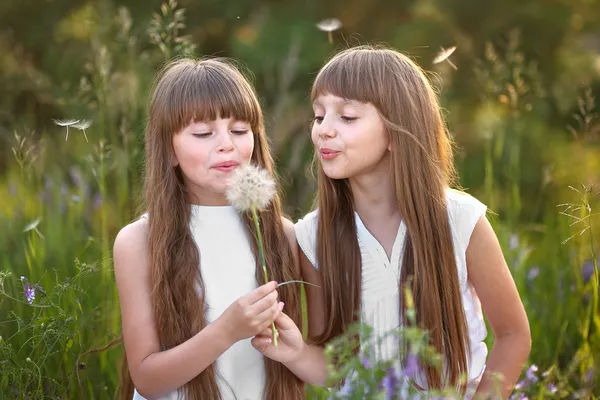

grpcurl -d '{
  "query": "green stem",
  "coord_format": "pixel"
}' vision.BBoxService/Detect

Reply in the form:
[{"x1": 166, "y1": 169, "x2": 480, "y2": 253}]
[{"x1": 251, "y1": 208, "x2": 278, "y2": 346}]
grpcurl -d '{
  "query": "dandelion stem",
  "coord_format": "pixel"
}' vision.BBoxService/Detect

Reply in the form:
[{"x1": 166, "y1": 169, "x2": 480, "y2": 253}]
[{"x1": 250, "y1": 207, "x2": 278, "y2": 346}]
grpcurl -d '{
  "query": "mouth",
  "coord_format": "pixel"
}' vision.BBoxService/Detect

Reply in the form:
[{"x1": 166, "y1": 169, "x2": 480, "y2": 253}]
[
  {"x1": 212, "y1": 161, "x2": 240, "y2": 172},
  {"x1": 319, "y1": 148, "x2": 340, "y2": 160}
]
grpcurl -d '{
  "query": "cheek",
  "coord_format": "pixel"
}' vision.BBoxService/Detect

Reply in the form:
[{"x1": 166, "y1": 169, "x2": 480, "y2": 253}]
[
  {"x1": 174, "y1": 138, "x2": 209, "y2": 170},
  {"x1": 238, "y1": 134, "x2": 255, "y2": 161}
]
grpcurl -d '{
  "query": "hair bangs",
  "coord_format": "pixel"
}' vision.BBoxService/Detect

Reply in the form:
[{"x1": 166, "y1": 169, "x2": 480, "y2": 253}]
[
  {"x1": 162, "y1": 60, "x2": 261, "y2": 136},
  {"x1": 311, "y1": 49, "x2": 381, "y2": 106}
]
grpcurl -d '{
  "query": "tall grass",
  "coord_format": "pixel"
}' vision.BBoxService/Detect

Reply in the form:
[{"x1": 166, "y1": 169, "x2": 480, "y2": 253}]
[{"x1": 0, "y1": 1, "x2": 598, "y2": 399}]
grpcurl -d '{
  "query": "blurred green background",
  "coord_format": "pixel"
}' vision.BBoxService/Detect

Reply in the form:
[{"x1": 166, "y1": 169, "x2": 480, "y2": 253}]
[{"x1": 0, "y1": 0, "x2": 599, "y2": 398}]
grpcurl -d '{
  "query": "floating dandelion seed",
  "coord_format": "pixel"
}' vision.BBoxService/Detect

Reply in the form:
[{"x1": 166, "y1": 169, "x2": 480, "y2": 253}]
[
  {"x1": 52, "y1": 119, "x2": 80, "y2": 141},
  {"x1": 433, "y1": 46, "x2": 457, "y2": 70},
  {"x1": 316, "y1": 18, "x2": 342, "y2": 44},
  {"x1": 23, "y1": 217, "x2": 44, "y2": 240},
  {"x1": 73, "y1": 119, "x2": 92, "y2": 142}
]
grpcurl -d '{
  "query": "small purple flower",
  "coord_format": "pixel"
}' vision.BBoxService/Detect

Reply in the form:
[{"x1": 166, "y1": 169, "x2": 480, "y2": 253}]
[
  {"x1": 582, "y1": 260, "x2": 595, "y2": 284},
  {"x1": 93, "y1": 193, "x2": 103, "y2": 209},
  {"x1": 509, "y1": 234, "x2": 519, "y2": 250},
  {"x1": 525, "y1": 364, "x2": 538, "y2": 384},
  {"x1": 547, "y1": 383, "x2": 557, "y2": 394},
  {"x1": 584, "y1": 367, "x2": 595, "y2": 383},
  {"x1": 381, "y1": 367, "x2": 399, "y2": 400},
  {"x1": 403, "y1": 353, "x2": 419, "y2": 379},
  {"x1": 528, "y1": 266, "x2": 540, "y2": 280},
  {"x1": 20, "y1": 276, "x2": 36, "y2": 304},
  {"x1": 515, "y1": 379, "x2": 527, "y2": 390},
  {"x1": 338, "y1": 377, "x2": 353, "y2": 397},
  {"x1": 361, "y1": 355, "x2": 371, "y2": 369}
]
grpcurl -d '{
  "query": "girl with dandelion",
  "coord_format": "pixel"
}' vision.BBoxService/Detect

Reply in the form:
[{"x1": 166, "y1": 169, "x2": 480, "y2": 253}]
[
  {"x1": 291, "y1": 46, "x2": 531, "y2": 399},
  {"x1": 113, "y1": 58, "x2": 315, "y2": 400}
]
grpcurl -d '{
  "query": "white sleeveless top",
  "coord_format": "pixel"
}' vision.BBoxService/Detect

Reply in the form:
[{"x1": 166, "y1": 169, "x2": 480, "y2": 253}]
[
  {"x1": 133, "y1": 205, "x2": 265, "y2": 400},
  {"x1": 294, "y1": 189, "x2": 488, "y2": 397}
]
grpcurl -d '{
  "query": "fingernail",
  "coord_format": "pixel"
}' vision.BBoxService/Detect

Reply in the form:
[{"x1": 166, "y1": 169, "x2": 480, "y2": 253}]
[{"x1": 279, "y1": 301, "x2": 284, "y2": 310}]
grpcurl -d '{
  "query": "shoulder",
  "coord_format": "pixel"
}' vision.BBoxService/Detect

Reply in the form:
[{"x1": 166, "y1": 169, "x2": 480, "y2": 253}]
[
  {"x1": 446, "y1": 188, "x2": 487, "y2": 249},
  {"x1": 294, "y1": 209, "x2": 319, "y2": 233},
  {"x1": 281, "y1": 216, "x2": 297, "y2": 250},
  {"x1": 293, "y1": 209, "x2": 319, "y2": 268},
  {"x1": 446, "y1": 188, "x2": 487, "y2": 214},
  {"x1": 113, "y1": 217, "x2": 150, "y2": 274}
]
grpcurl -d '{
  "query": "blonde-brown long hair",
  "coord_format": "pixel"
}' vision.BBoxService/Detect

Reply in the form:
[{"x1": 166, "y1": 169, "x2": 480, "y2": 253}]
[
  {"x1": 311, "y1": 46, "x2": 469, "y2": 390},
  {"x1": 120, "y1": 58, "x2": 303, "y2": 400}
]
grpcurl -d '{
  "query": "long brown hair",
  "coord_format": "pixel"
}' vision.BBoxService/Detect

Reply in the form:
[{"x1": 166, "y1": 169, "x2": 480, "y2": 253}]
[
  {"x1": 310, "y1": 46, "x2": 470, "y2": 390},
  {"x1": 120, "y1": 58, "x2": 303, "y2": 400}
]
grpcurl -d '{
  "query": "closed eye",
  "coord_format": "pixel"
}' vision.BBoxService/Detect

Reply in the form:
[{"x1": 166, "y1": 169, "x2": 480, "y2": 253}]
[
  {"x1": 341, "y1": 116, "x2": 358, "y2": 122},
  {"x1": 231, "y1": 130, "x2": 249, "y2": 135},
  {"x1": 192, "y1": 133, "x2": 211, "y2": 138}
]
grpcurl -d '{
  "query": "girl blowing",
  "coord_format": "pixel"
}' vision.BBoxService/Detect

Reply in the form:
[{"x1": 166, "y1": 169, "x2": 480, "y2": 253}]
[
  {"x1": 113, "y1": 58, "x2": 307, "y2": 400},
  {"x1": 291, "y1": 46, "x2": 531, "y2": 399}
]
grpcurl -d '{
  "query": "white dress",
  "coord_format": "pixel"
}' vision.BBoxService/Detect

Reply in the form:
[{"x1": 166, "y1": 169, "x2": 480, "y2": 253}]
[
  {"x1": 133, "y1": 205, "x2": 265, "y2": 400},
  {"x1": 294, "y1": 189, "x2": 488, "y2": 399}
]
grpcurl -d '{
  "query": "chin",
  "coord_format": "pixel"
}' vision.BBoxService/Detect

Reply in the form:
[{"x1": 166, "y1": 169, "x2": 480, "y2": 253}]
[{"x1": 321, "y1": 167, "x2": 349, "y2": 180}]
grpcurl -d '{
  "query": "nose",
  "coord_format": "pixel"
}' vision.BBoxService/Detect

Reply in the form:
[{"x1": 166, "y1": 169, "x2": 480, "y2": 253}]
[
  {"x1": 217, "y1": 131, "x2": 235, "y2": 153},
  {"x1": 315, "y1": 115, "x2": 336, "y2": 139}
]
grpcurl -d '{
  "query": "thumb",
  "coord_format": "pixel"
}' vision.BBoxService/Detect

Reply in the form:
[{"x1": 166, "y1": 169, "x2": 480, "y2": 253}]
[{"x1": 251, "y1": 336, "x2": 272, "y2": 354}]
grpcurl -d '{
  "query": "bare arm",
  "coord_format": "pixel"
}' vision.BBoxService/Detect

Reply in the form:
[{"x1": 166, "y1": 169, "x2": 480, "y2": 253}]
[
  {"x1": 114, "y1": 219, "x2": 280, "y2": 398},
  {"x1": 467, "y1": 216, "x2": 531, "y2": 399}
]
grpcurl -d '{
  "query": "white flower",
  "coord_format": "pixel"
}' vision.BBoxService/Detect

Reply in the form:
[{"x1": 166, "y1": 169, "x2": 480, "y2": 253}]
[{"x1": 226, "y1": 164, "x2": 276, "y2": 212}]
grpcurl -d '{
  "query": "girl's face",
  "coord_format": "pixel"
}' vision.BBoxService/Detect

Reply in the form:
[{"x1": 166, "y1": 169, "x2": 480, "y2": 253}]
[
  {"x1": 172, "y1": 117, "x2": 254, "y2": 205},
  {"x1": 312, "y1": 93, "x2": 390, "y2": 180}
]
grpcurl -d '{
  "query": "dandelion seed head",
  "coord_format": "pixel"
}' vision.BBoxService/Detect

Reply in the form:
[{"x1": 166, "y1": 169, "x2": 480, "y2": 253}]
[
  {"x1": 316, "y1": 18, "x2": 342, "y2": 32},
  {"x1": 226, "y1": 164, "x2": 276, "y2": 212}
]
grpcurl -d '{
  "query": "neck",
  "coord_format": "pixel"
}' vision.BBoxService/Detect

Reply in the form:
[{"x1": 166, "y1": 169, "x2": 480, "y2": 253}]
[
  {"x1": 348, "y1": 156, "x2": 398, "y2": 221},
  {"x1": 185, "y1": 182, "x2": 230, "y2": 206}
]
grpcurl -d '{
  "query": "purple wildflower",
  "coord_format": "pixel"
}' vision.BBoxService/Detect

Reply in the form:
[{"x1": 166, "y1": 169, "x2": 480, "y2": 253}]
[
  {"x1": 381, "y1": 368, "x2": 399, "y2": 400},
  {"x1": 509, "y1": 234, "x2": 519, "y2": 250},
  {"x1": 528, "y1": 266, "x2": 540, "y2": 280},
  {"x1": 515, "y1": 380, "x2": 526, "y2": 390},
  {"x1": 361, "y1": 355, "x2": 371, "y2": 369},
  {"x1": 547, "y1": 383, "x2": 557, "y2": 394},
  {"x1": 403, "y1": 353, "x2": 419, "y2": 379},
  {"x1": 93, "y1": 193, "x2": 103, "y2": 209},
  {"x1": 584, "y1": 367, "x2": 595, "y2": 383},
  {"x1": 525, "y1": 364, "x2": 538, "y2": 384},
  {"x1": 20, "y1": 276, "x2": 36, "y2": 304},
  {"x1": 582, "y1": 260, "x2": 595, "y2": 284}
]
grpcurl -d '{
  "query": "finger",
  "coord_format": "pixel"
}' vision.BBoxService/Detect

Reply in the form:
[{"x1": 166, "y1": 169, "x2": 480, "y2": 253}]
[
  {"x1": 273, "y1": 308, "x2": 297, "y2": 331},
  {"x1": 244, "y1": 281, "x2": 278, "y2": 304},
  {"x1": 248, "y1": 290, "x2": 279, "y2": 315},
  {"x1": 251, "y1": 336, "x2": 272, "y2": 354},
  {"x1": 255, "y1": 300, "x2": 282, "y2": 331}
]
